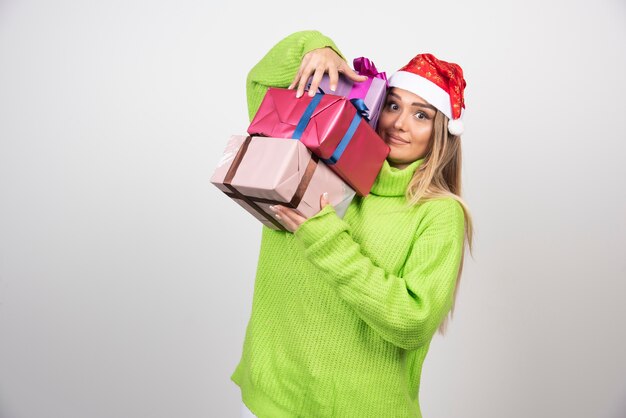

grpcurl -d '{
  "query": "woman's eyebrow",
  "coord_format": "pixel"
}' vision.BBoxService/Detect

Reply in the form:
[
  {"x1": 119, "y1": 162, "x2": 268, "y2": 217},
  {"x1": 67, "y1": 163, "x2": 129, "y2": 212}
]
[{"x1": 388, "y1": 92, "x2": 437, "y2": 111}]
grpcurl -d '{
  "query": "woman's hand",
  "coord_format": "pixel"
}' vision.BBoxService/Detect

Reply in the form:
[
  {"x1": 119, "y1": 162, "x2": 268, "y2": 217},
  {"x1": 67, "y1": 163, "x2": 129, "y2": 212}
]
[
  {"x1": 289, "y1": 47, "x2": 368, "y2": 98},
  {"x1": 269, "y1": 193, "x2": 331, "y2": 233}
]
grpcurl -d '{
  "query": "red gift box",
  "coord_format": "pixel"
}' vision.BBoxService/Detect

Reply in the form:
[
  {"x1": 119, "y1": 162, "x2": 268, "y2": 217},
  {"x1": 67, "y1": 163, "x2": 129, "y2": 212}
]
[{"x1": 247, "y1": 87, "x2": 389, "y2": 196}]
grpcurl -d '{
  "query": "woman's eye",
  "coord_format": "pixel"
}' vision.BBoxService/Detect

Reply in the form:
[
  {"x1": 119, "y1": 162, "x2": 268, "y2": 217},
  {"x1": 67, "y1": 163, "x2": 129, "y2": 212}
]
[
  {"x1": 386, "y1": 102, "x2": 399, "y2": 111},
  {"x1": 414, "y1": 111, "x2": 427, "y2": 120}
]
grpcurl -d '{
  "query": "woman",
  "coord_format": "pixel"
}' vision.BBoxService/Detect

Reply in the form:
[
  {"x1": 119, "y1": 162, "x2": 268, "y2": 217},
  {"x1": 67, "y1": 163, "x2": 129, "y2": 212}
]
[{"x1": 233, "y1": 30, "x2": 473, "y2": 418}]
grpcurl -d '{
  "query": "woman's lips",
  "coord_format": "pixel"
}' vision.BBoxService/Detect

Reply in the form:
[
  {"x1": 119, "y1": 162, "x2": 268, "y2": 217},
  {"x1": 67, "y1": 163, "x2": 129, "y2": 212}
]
[{"x1": 386, "y1": 134, "x2": 410, "y2": 145}]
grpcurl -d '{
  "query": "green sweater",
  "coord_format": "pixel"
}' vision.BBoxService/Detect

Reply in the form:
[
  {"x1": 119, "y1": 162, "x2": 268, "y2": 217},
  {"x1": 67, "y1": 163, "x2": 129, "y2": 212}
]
[{"x1": 231, "y1": 31, "x2": 465, "y2": 418}]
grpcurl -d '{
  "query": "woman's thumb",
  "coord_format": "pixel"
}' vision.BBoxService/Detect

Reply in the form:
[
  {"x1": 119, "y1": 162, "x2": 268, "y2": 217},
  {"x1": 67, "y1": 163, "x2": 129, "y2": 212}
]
[{"x1": 320, "y1": 192, "x2": 330, "y2": 209}]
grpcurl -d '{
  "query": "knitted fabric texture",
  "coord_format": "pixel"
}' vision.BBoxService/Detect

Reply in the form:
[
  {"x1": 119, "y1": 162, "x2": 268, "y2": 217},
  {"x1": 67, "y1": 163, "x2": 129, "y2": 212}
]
[{"x1": 232, "y1": 30, "x2": 465, "y2": 418}]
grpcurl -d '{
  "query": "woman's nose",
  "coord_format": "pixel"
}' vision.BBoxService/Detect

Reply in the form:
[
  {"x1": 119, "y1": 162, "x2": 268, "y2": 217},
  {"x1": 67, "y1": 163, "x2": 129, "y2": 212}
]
[{"x1": 393, "y1": 112, "x2": 408, "y2": 131}]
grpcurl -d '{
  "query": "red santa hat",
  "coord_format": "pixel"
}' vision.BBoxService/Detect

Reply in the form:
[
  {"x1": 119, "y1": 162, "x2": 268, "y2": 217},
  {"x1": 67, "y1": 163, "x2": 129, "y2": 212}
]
[{"x1": 388, "y1": 53, "x2": 466, "y2": 136}]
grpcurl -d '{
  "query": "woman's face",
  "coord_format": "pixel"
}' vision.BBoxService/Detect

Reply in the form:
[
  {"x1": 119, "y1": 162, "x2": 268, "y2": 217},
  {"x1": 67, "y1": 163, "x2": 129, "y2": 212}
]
[{"x1": 377, "y1": 87, "x2": 436, "y2": 170}]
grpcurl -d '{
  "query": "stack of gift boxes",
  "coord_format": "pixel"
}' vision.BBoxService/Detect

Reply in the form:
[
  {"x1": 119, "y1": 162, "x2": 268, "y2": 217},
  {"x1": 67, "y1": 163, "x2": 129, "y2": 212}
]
[{"x1": 211, "y1": 58, "x2": 390, "y2": 231}]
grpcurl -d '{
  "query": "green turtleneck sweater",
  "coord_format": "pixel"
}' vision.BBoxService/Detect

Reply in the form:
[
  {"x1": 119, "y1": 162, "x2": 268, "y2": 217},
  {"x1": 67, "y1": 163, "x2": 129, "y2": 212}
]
[{"x1": 231, "y1": 30, "x2": 465, "y2": 418}]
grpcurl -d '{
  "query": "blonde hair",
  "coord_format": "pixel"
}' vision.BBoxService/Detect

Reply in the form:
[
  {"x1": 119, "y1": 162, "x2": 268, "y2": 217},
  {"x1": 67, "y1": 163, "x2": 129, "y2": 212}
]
[{"x1": 405, "y1": 110, "x2": 474, "y2": 335}]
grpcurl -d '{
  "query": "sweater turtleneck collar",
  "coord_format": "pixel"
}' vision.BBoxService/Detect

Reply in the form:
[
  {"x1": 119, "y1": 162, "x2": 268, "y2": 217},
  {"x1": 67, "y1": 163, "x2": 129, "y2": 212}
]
[{"x1": 369, "y1": 159, "x2": 424, "y2": 197}]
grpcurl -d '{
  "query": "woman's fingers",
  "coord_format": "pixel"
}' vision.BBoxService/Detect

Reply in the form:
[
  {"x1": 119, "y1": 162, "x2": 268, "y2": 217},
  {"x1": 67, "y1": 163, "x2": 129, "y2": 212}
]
[
  {"x1": 328, "y1": 69, "x2": 339, "y2": 92},
  {"x1": 277, "y1": 212, "x2": 298, "y2": 233},
  {"x1": 289, "y1": 68, "x2": 303, "y2": 90},
  {"x1": 289, "y1": 52, "x2": 309, "y2": 91},
  {"x1": 291, "y1": 47, "x2": 364, "y2": 98},
  {"x1": 270, "y1": 205, "x2": 306, "y2": 233},
  {"x1": 295, "y1": 65, "x2": 316, "y2": 97},
  {"x1": 307, "y1": 67, "x2": 326, "y2": 97},
  {"x1": 270, "y1": 195, "x2": 331, "y2": 233},
  {"x1": 339, "y1": 62, "x2": 368, "y2": 83},
  {"x1": 296, "y1": 69, "x2": 313, "y2": 98},
  {"x1": 320, "y1": 192, "x2": 330, "y2": 209}
]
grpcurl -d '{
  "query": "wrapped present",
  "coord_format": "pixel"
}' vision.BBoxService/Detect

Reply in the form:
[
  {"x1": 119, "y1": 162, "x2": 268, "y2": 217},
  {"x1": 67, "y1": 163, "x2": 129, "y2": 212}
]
[
  {"x1": 306, "y1": 57, "x2": 388, "y2": 129},
  {"x1": 211, "y1": 135, "x2": 355, "y2": 231},
  {"x1": 247, "y1": 87, "x2": 389, "y2": 196}
]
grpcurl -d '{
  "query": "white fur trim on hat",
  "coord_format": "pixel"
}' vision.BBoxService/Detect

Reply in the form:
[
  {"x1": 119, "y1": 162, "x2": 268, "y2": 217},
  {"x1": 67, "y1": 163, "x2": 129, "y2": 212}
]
[{"x1": 388, "y1": 71, "x2": 453, "y2": 119}]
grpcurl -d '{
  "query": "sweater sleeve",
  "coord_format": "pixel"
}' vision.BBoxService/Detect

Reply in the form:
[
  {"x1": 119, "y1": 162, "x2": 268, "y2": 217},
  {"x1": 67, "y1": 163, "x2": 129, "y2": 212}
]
[
  {"x1": 246, "y1": 30, "x2": 344, "y2": 122},
  {"x1": 294, "y1": 200, "x2": 465, "y2": 351}
]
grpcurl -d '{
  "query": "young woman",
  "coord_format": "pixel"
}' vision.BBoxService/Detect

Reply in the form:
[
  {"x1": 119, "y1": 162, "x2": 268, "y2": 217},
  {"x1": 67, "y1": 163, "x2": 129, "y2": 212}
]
[{"x1": 232, "y1": 30, "x2": 473, "y2": 418}]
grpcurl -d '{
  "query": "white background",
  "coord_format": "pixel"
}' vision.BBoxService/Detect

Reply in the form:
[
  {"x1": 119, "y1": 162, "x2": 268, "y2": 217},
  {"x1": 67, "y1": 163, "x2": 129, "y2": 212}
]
[{"x1": 1, "y1": 0, "x2": 625, "y2": 417}]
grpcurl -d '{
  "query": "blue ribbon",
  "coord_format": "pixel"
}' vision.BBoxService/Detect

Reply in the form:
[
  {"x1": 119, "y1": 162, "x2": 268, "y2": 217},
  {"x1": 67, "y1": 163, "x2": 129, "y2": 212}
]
[
  {"x1": 349, "y1": 98, "x2": 370, "y2": 122},
  {"x1": 323, "y1": 113, "x2": 361, "y2": 165},
  {"x1": 293, "y1": 91, "x2": 363, "y2": 165},
  {"x1": 293, "y1": 93, "x2": 323, "y2": 140}
]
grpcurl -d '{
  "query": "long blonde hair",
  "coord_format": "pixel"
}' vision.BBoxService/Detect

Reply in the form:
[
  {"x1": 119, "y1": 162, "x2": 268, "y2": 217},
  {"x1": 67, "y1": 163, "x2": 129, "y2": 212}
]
[{"x1": 405, "y1": 110, "x2": 474, "y2": 334}]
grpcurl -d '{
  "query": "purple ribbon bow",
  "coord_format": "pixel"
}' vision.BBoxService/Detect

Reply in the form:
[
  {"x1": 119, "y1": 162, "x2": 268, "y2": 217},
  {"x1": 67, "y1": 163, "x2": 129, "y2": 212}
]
[
  {"x1": 348, "y1": 57, "x2": 388, "y2": 101},
  {"x1": 353, "y1": 57, "x2": 388, "y2": 84}
]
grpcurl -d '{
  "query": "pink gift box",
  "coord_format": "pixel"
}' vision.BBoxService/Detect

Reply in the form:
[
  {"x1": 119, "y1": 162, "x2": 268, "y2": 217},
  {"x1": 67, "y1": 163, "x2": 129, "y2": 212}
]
[
  {"x1": 247, "y1": 87, "x2": 389, "y2": 196},
  {"x1": 306, "y1": 57, "x2": 388, "y2": 129},
  {"x1": 210, "y1": 135, "x2": 356, "y2": 231}
]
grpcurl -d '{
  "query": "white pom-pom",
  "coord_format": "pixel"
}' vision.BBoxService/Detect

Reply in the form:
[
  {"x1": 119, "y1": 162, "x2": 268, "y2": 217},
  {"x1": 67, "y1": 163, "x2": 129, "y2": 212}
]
[{"x1": 448, "y1": 119, "x2": 464, "y2": 136}]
